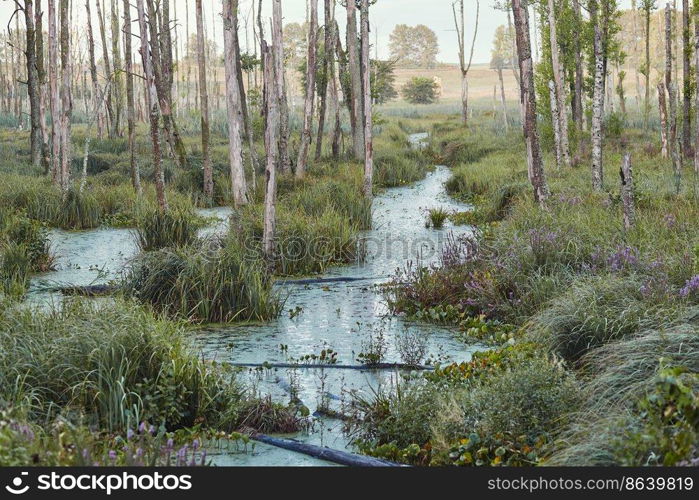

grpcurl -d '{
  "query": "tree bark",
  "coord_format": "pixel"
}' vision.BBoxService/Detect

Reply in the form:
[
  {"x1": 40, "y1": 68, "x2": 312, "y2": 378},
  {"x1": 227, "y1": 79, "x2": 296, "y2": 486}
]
[
  {"x1": 35, "y1": 0, "x2": 51, "y2": 173},
  {"x1": 659, "y1": 82, "x2": 669, "y2": 157},
  {"x1": 591, "y1": 6, "x2": 605, "y2": 191},
  {"x1": 361, "y1": 0, "x2": 373, "y2": 199},
  {"x1": 272, "y1": 0, "x2": 291, "y2": 173},
  {"x1": 694, "y1": 7, "x2": 699, "y2": 177},
  {"x1": 330, "y1": 20, "x2": 342, "y2": 159},
  {"x1": 547, "y1": 0, "x2": 570, "y2": 168},
  {"x1": 23, "y1": 0, "x2": 43, "y2": 168},
  {"x1": 122, "y1": 0, "x2": 141, "y2": 194},
  {"x1": 314, "y1": 0, "x2": 334, "y2": 160},
  {"x1": 95, "y1": 0, "x2": 115, "y2": 138},
  {"x1": 223, "y1": 0, "x2": 249, "y2": 207},
  {"x1": 59, "y1": 0, "x2": 72, "y2": 191},
  {"x1": 549, "y1": 80, "x2": 562, "y2": 169},
  {"x1": 620, "y1": 153, "x2": 635, "y2": 231},
  {"x1": 48, "y1": 0, "x2": 60, "y2": 185},
  {"x1": 296, "y1": 0, "x2": 318, "y2": 178},
  {"x1": 453, "y1": 0, "x2": 479, "y2": 127},
  {"x1": 682, "y1": 0, "x2": 691, "y2": 157},
  {"x1": 262, "y1": 42, "x2": 278, "y2": 261},
  {"x1": 86, "y1": 0, "x2": 105, "y2": 140},
  {"x1": 512, "y1": 0, "x2": 548, "y2": 206},
  {"x1": 643, "y1": 3, "x2": 652, "y2": 130},
  {"x1": 137, "y1": 0, "x2": 167, "y2": 212},
  {"x1": 194, "y1": 0, "x2": 212, "y2": 201},
  {"x1": 666, "y1": 2, "x2": 682, "y2": 193},
  {"x1": 346, "y1": 0, "x2": 364, "y2": 158},
  {"x1": 498, "y1": 66, "x2": 508, "y2": 132},
  {"x1": 110, "y1": 0, "x2": 123, "y2": 136}
]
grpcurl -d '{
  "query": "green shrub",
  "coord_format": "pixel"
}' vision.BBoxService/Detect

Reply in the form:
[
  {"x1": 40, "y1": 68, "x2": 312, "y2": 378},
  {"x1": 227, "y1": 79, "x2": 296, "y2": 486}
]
[{"x1": 401, "y1": 77, "x2": 439, "y2": 105}]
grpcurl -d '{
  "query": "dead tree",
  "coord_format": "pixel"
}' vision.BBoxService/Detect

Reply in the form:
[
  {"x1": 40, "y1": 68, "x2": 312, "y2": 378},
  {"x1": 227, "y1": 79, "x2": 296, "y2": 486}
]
[
  {"x1": 547, "y1": 0, "x2": 570, "y2": 168},
  {"x1": 223, "y1": 0, "x2": 249, "y2": 207},
  {"x1": 137, "y1": 0, "x2": 167, "y2": 211},
  {"x1": 58, "y1": 0, "x2": 71, "y2": 191},
  {"x1": 452, "y1": 0, "x2": 479, "y2": 126},
  {"x1": 296, "y1": 0, "x2": 318, "y2": 178},
  {"x1": 110, "y1": 0, "x2": 123, "y2": 136},
  {"x1": 122, "y1": 0, "x2": 140, "y2": 194},
  {"x1": 262, "y1": 41, "x2": 278, "y2": 261},
  {"x1": 591, "y1": 4, "x2": 605, "y2": 191},
  {"x1": 659, "y1": 82, "x2": 669, "y2": 157},
  {"x1": 95, "y1": 0, "x2": 115, "y2": 137},
  {"x1": 19, "y1": 0, "x2": 43, "y2": 168},
  {"x1": 682, "y1": 0, "x2": 691, "y2": 156},
  {"x1": 47, "y1": 0, "x2": 60, "y2": 184},
  {"x1": 272, "y1": 0, "x2": 291, "y2": 173},
  {"x1": 330, "y1": 18, "x2": 342, "y2": 159},
  {"x1": 86, "y1": 0, "x2": 105, "y2": 139},
  {"x1": 194, "y1": 0, "x2": 212, "y2": 201},
  {"x1": 620, "y1": 153, "x2": 635, "y2": 230},
  {"x1": 666, "y1": 2, "x2": 682, "y2": 193},
  {"x1": 512, "y1": 0, "x2": 548, "y2": 205},
  {"x1": 314, "y1": 0, "x2": 334, "y2": 160},
  {"x1": 361, "y1": 0, "x2": 373, "y2": 198},
  {"x1": 35, "y1": 0, "x2": 50, "y2": 172},
  {"x1": 346, "y1": 0, "x2": 364, "y2": 157}
]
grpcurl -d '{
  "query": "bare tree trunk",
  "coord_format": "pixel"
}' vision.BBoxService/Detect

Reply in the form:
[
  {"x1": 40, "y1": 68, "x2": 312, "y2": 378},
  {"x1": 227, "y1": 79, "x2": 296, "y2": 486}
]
[
  {"x1": 346, "y1": 0, "x2": 364, "y2": 158},
  {"x1": 122, "y1": 0, "x2": 140, "y2": 194},
  {"x1": 453, "y1": 0, "x2": 479, "y2": 127},
  {"x1": 86, "y1": 0, "x2": 104, "y2": 140},
  {"x1": 59, "y1": 0, "x2": 72, "y2": 191},
  {"x1": 314, "y1": 0, "x2": 334, "y2": 160},
  {"x1": 682, "y1": 0, "x2": 691, "y2": 157},
  {"x1": 36, "y1": 0, "x2": 51, "y2": 173},
  {"x1": 194, "y1": 0, "x2": 212, "y2": 201},
  {"x1": 361, "y1": 0, "x2": 373, "y2": 199},
  {"x1": 262, "y1": 42, "x2": 278, "y2": 261},
  {"x1": 137, "y1": 0, "x2": 167, "y2": 212},
  {"x1": 230, "y1": 4, "x2": 250, "y2": 141},
  {"x1": 330, "y1": 20, "x2": 342, "y2": 159},
  {"x1": 591, "y1": 6, "x2": 605, "y2": 191},
  {"x1": 512, "y1": 0, "x2": 548, "y2": 205},
  {"x1": 572, "y1": 0, "x2": 584, "y2": 132},
  {"x1": 96, "y1": 0, "x2": 115, "y2": 138},
  {"x1": 23, "y1": 0, "x2": 43, "y2": 168},
  {"x1": 48, "y1": 0, "x2": 60, "y2": 184},
  {"x1": 549, "y1": 80, "x2": 562, "y2": 168},
  {"x1": 110, "y1": 0, "x2": 123, "y2": 136},
  {"x1": 666, "y1": 2, "x2": 682, "y2": 193},
  {"x1": 296, "y1": 0, "x2": 318, "y2": 178},
  {"x1": 223, "y1": 0, "x2": 249, "y2": 207},
  {"x1": 620, "y1": 153, "x2": 635, "y2": 230},
  {"x1": 498, "y1": 67, "x2": 508, "y2": 132},
  {"x1": 644, "y1": 3, "x2": 652, "y2": 130},
  {"x1": 659, "y1": 82, "x2": 669, "y2": 157},
  {"x1": 547, "y1": 0, "x2": 570, "y2": 167},
  {"x1": 272, "y1": 0, "x2": 291, "y2": 173}
]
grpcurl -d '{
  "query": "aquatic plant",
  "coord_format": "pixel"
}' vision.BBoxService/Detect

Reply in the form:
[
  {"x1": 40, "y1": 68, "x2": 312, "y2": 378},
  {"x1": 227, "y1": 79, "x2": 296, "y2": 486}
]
[
  {"x1": 425, "y1": 207, "x2": 449, "y2": 229},
  {"x1": 136, "y1": 207, "x2": 200, "y2": 251}
]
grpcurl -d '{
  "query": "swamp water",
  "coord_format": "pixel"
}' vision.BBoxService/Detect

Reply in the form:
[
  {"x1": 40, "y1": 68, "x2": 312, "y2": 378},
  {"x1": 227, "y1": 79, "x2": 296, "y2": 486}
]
[{"x1": 28, "y1": 134, "x2": 482, "y2": 465}]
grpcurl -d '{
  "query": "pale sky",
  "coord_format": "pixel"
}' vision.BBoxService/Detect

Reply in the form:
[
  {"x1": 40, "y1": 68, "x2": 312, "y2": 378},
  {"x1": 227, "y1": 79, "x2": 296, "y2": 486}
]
[{"x1": 0, "y1": 0, "x2": 639, "y2": 65}]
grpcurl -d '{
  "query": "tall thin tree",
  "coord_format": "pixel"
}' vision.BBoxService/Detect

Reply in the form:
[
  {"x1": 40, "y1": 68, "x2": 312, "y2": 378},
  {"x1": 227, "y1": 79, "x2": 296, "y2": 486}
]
[
  {"x1": 346, "y1": 0, "x2": 364, "y2": 157},
  {"x1": 452, "y1": 0, "x2": 479, "y2": 126},
  {"x1": 194, "y1": 0, "x2": 212, "y2": 201},
  {"x1": 296, "y1": 0, "x2": 318, "y2": 178},
  {"x1": 361, "y1": 0, "x2": 373, "y2": 199}
]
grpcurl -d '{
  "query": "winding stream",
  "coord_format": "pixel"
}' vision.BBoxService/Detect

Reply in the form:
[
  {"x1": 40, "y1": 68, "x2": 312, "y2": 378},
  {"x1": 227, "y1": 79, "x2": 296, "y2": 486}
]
[{"x1": 28, "y1": 133, "x2": 480, "y2": 466}]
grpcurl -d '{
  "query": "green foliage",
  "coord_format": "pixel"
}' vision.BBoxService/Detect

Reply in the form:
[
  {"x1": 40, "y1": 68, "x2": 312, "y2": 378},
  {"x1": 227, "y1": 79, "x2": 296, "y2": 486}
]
[
  {"x1": 136, "y1": 208, "x2": 201, "y2": 251},
  {"x1": 0, "y1": 242, "x2": 31, "y2": 297},
  {"x1": 123, "y1": 242, "x2": 282, "y2": 323},
  {"x1": 57, "y1": 188, "x2": 102, "y2": 230},
  {"x1": 401, "y1": 77, "x2": 439, "y2": 105},
  {"x1": 425, "y1": 207, "x2": 449, "y2": 229}
]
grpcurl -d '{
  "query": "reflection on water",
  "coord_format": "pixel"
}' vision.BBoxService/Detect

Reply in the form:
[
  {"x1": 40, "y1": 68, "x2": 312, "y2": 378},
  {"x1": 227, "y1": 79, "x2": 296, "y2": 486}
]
[{"x1": 26, "y1": 135, "x2": 480, "y2": 465}]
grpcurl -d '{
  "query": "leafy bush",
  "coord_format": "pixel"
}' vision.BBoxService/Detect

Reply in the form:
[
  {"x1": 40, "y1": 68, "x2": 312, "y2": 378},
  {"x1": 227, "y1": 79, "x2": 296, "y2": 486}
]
[{"x1": 401, "y1": 77, "x2": 439, "y2": 104}]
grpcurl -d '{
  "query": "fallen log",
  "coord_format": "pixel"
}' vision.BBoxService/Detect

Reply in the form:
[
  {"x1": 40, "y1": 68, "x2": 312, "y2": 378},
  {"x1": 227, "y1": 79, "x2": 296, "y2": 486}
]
[
  {"x1": 38, "y1": 284, "x2": 120, "y2": 296},
  {"x1": 230, "y1": 361, "x2": 434, "y2": 371},
  {"x1": 276, "y1": 276, "x2": 375, "y2": 286},
  {"x1": 251, "y1": 434, "x2": 404, "y2": 467}
]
